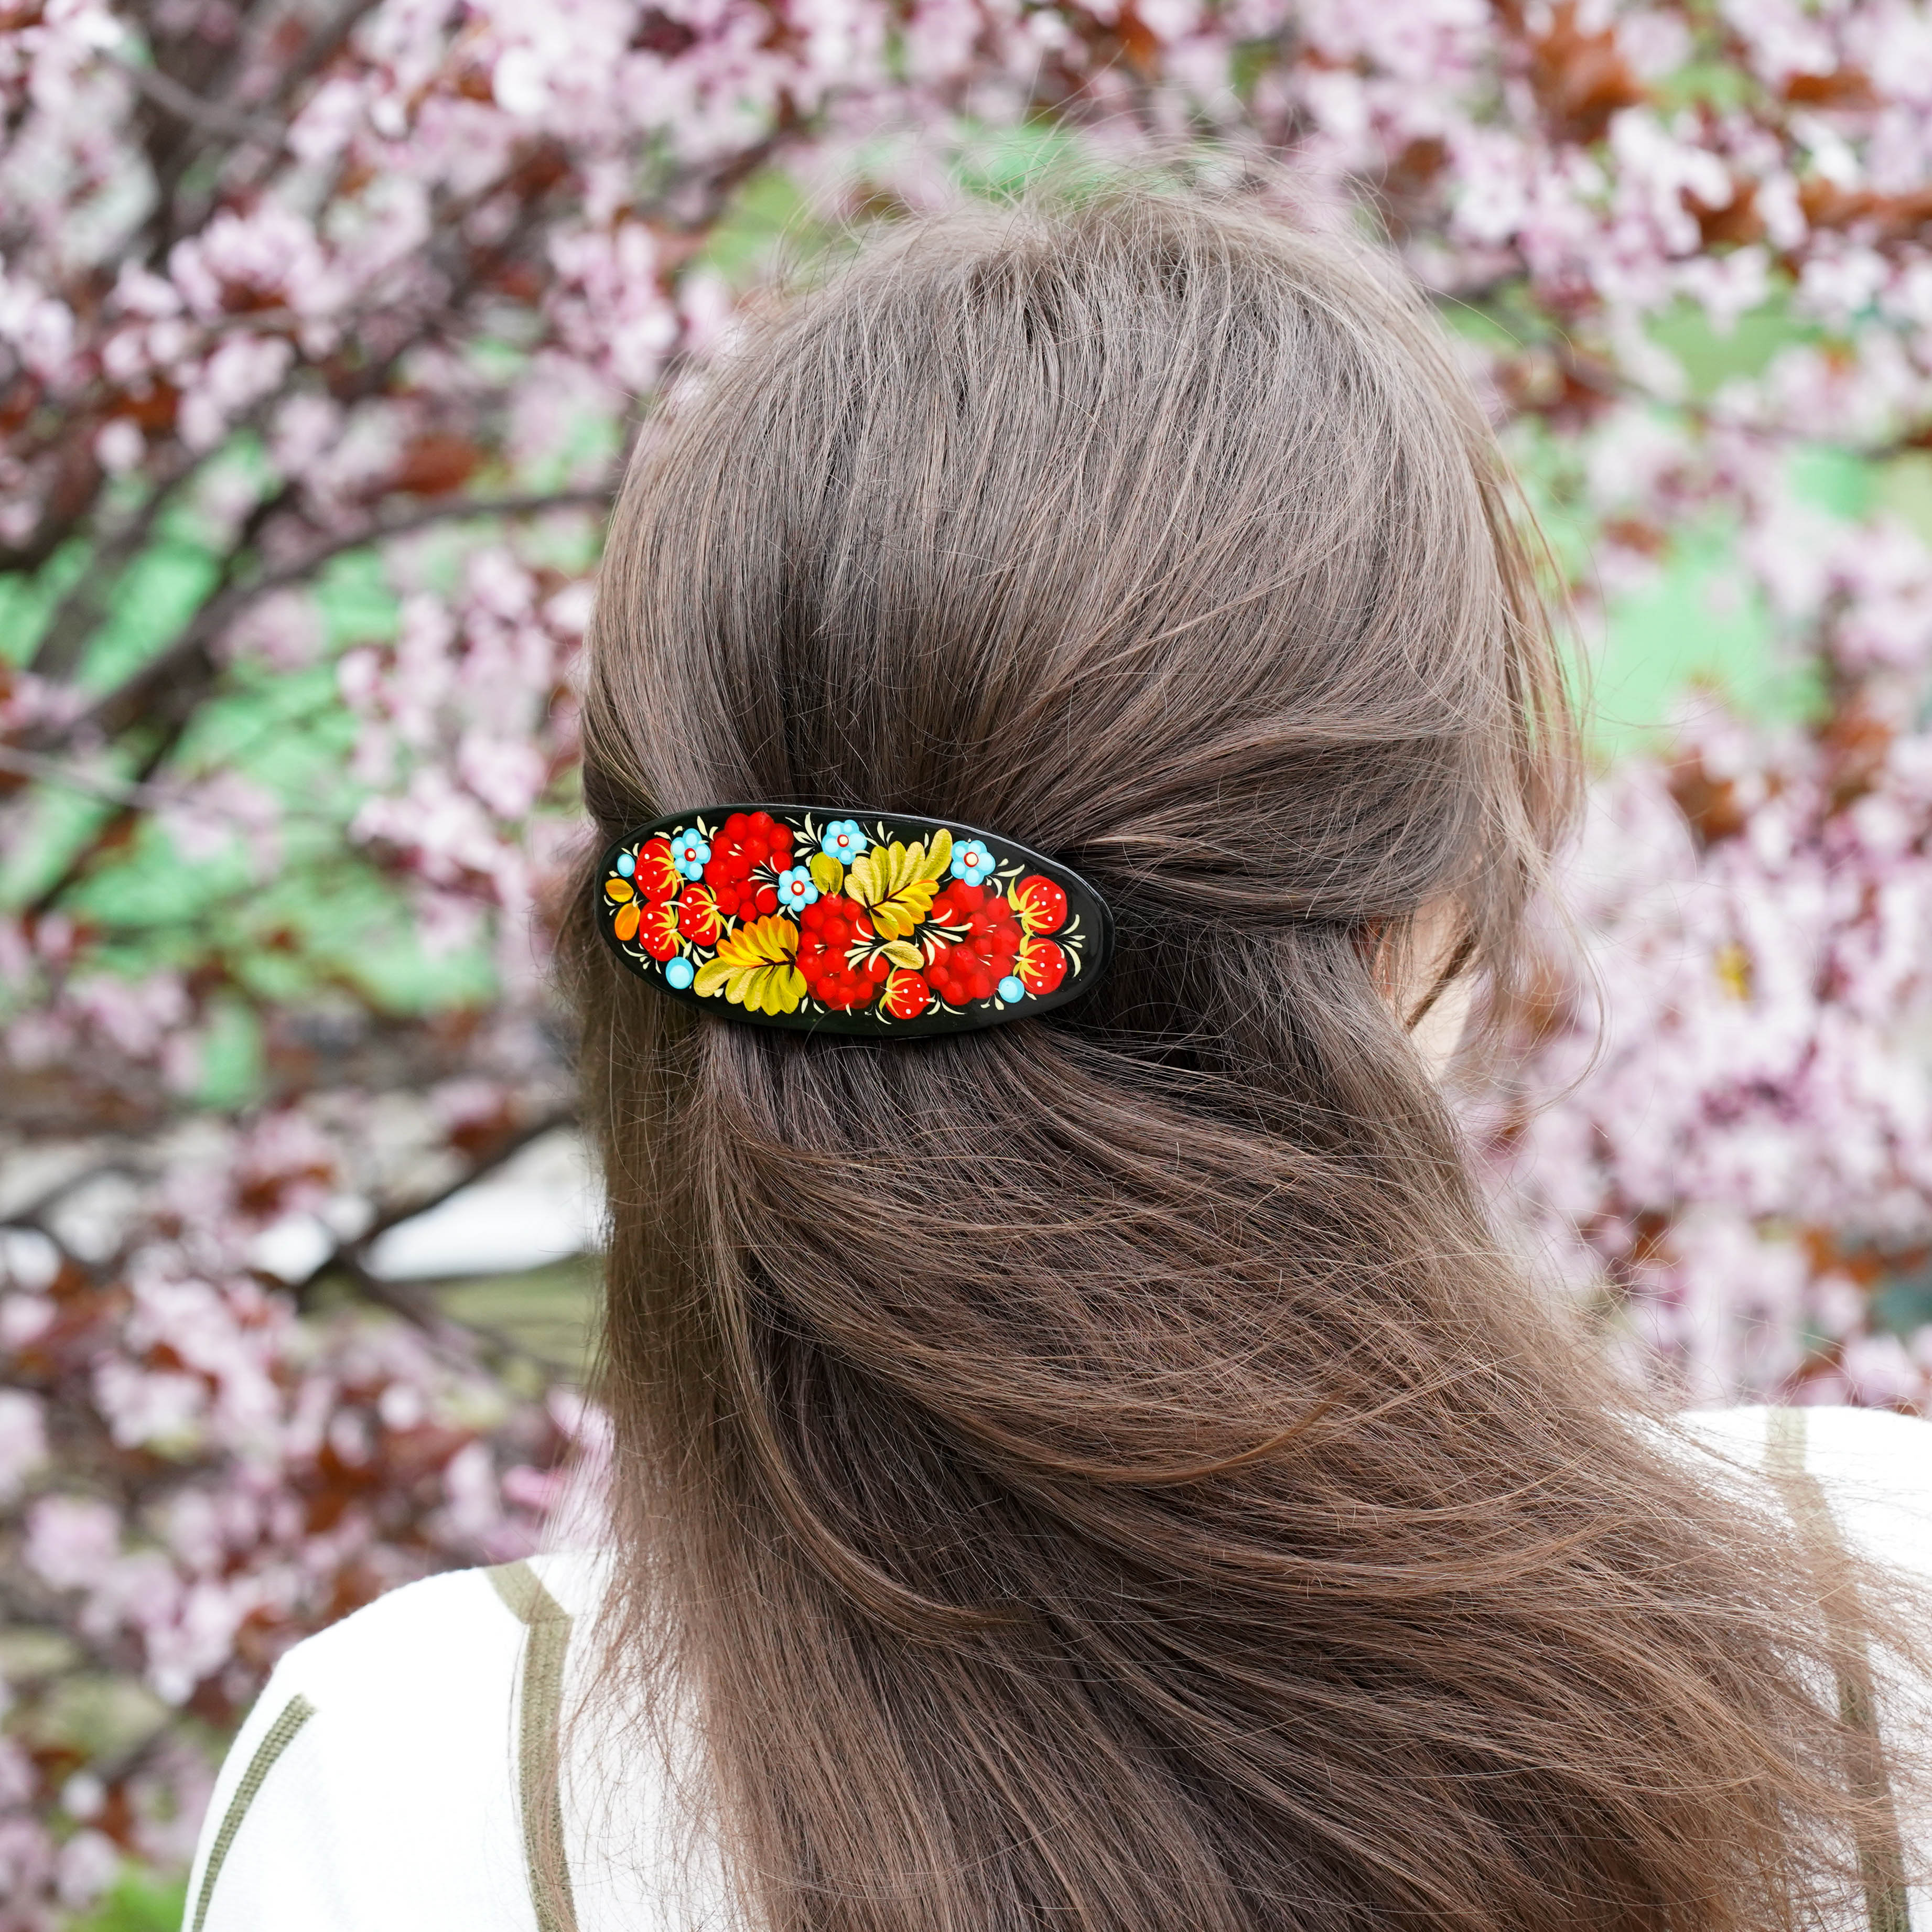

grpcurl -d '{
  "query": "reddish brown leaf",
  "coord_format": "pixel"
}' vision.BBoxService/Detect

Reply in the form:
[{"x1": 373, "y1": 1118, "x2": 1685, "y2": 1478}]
[
  {"x1": 387, "y1": 433, "x2": 484, "y2": 498},
  {"x1": 1669, "y1": 755, "x2": 1747, "y2": 847},
  {"x1": 1529, "y1": 2, "x2": 1646, "y2": 144}
]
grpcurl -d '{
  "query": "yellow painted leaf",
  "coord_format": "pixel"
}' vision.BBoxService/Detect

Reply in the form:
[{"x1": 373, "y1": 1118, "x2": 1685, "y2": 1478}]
[
  {"x1": 881, "y1": 940, "x2": 924, "y2": 970},
  {"x1": 809, "y1": 851, "x2": 844, "y2": 896},
  {"x1": 605, "y1": 878, "x2": 634, "y2": 902},
  {"x1": 694, "y1": 916, "x2": 807, "y2": 1015},
  {"x1": 846, "y1": 828, "x2": 953, "y2": 941}
]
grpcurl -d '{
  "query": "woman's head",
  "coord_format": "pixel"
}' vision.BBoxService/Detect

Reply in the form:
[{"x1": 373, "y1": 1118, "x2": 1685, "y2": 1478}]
[
  {"x1": 582, "y1": 191, "x2": 1575, "y2": 1060},
  {"x1": 569, "y1": 189, "x2": 1899, "y2": 1932}
]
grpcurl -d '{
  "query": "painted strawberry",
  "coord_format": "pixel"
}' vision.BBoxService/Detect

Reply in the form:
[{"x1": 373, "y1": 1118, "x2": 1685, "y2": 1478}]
[
  {"x1": 677, "y1": 884, "x2": 724, "y2": 947},
  {"x1": 637, "y1": 897, "x2": 683, "y2": 962},
  {"x1": 634, "y1": 837, "x2": 682, "y2": 901},
  {"x1": 882, "y1": 969, "x2": 932, "y2": 1019},
  {"x1": 1011, "y1": 873, "x2": 1066, "y2": 936},
  {"x1": 1017, "y1": 935, "x2": 1067, "y2": 995}
]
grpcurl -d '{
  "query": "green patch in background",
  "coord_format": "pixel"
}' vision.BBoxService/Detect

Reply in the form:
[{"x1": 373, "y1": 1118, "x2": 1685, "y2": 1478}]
[
  {"x1": 435, "y1": 1252, "x2": 600, "y2": 1384},
  {"x1": 698, "y1": 168, "x2": 819, "y2": 284},
  {"x1": 299, "y1": 1255, "x2": 599, "y2": 1395},
  {"x1": 69, "y1": 1871, "x2": 188, "y2": 1932},
  {"x1": 1878, "y1": 452, "x2": 1932, "y2": 542},
  {"x1": 1586, "y1": 522, "x2": 1823, "y2": 754},
  {"x1": 1581, "y1": 437, "x2": 1932, "y2": 755},
  {"x1": 1647, "y1": 293, "x2": 1822, "y2": 402}
]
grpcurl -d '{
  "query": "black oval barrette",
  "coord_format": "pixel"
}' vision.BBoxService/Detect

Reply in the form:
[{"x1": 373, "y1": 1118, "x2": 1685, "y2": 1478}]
[{"x1": 596, "y1": 806, "x2": 1113, "y2": 1038}]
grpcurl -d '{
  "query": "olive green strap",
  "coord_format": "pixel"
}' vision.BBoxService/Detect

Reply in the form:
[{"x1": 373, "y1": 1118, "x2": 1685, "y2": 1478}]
[
  {"x1": 1765, "y1": 1407, "x2": 1913, "y2": 1932},
  {"x1": 489, "y1": 1559, "x2": 579, "y2": 1932},
  {"x1": 188, "y1": 1692, "x2": 316, "y2": 1932}
]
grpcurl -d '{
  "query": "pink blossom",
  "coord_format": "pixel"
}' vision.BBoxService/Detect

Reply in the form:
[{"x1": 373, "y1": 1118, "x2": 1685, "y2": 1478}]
[
  {"x1": 25, "y1": 1496, "x2": 121, "y2": 1593},
  {"x1": 0, "y1": 1392, "x2": 47, "y2": 1504}
]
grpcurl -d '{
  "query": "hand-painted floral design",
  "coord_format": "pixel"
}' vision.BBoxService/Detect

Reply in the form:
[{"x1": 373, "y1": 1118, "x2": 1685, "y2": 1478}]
[
  {"x1": 671, "y1": 830, "x2": 711, "y2": 881},
  {"x1": 1012, "y1": 875, "x2": 1067, "y2": 936},
  {"x1": 884, "y1": 969, "x2": 934, "y2": 1019},
  {"x1": 924, "y1": 880, "x2": 1022, "y2": 1007},
  {"x1": 598, "y1": 810, "x2": 1105, "y2": 1032},
  {"x1": 950, "y1": 838, "x2": 997, "y2": 886},
  {"x1": 677, "y1": 884, "x2": 725, "y2": 947},
  {"x1": 1018, "y1": 935, "x2": 1068, "y2": 996},
  {"x1": 798, "y1": 894, "x2": 892, "y2": 1010},
  {"x1": 775, "y1": 867, "x2": 819, "y2": 914},
  {"x1": 693, "y1": 915, "x2": 806, "y2": 1016},
  {"x1": 638, "y1": 898, "x2": 684, "y2": 962},
  {"x1": 821, "y1": 820, "x2": 870, "y2": 865}
]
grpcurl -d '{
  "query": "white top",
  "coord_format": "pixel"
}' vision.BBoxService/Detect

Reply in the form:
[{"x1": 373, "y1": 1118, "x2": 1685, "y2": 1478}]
[{"x1": 183, "y1": 1406, "x2": 1932, "y2": 1932}]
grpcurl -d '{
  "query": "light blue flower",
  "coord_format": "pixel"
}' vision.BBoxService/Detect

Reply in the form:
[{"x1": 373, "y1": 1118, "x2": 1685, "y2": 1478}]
[
  {"x1": 951, "y1": 838, "x2": 996, "y2": 886},
  {"x1": 670, "y1": 829, "x2": 711, "y2": 881},
  {"x1": 775, "y1": 867, "x2": 819, "y2": 914},
  {"x1": 821, "y1": 819, "x2": 869, "y2": 865},
  {"x1": 665, "y1": 956, "x2": 695, "y2": 990},
  {"x1": 998, "y1": 974, "x2": 1026, "y2": 1003},
  {"x1": 616, "y1": 850, "x2": 635, "y2": 877}
]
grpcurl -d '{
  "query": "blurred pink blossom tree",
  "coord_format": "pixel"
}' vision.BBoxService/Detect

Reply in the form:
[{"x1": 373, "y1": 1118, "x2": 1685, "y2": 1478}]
[{"x1": 3, "y1": 0, "x2": 1932, "y2": 1921}]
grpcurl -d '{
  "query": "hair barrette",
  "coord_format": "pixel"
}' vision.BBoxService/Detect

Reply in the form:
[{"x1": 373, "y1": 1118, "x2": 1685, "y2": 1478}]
[{"x1": 596, "y1": 806, "x2": 1113, "y2": 1037}]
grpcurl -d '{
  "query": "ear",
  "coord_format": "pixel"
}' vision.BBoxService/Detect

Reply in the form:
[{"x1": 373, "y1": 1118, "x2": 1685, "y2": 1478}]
[
  {"x1": 1372, "y1": 899, "x2": 1475, "y2": 1076},
  {"x1": 1403, "y1": 925, "x2": 1476, "y2": 1034}
]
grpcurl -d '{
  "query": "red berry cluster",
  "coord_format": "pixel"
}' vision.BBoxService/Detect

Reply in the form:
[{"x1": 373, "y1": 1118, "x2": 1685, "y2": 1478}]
[
  {"x1": 796, "y1": 896, "x2": 889, "y2": 1010},
  {"x1": 704, "y1": 810, "x2": 793, "y2": 918},
  {"x1": 924, "y1": 881, "x2": 1021, "y2": 1007}
]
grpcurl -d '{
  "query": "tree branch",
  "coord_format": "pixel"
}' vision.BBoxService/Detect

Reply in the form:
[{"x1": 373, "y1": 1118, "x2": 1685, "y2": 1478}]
[
  {"x1": 250, "y1": 0, "x2": 385, "y2": 124},
  {"x1": 46, "y1": 486, "x2": 614, "y2": 754},
  {"x1": 293, "y1": 1104, "x2": 578, "y2": 1303},
  {"x1": 0, "y1": 746, "x2": 172, "y2": 812},
  {"x1": 324, "y1": 1253, "x2": 581, "y2": 1377},
  {"x1": 110, "y1": 48, "x2": 287, "y2": 147}
]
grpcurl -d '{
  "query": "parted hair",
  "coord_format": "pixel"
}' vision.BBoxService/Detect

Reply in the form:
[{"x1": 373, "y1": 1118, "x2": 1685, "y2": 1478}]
[{"x1": 565, "y1": 188, "x2": 1917, "y2": 1931}]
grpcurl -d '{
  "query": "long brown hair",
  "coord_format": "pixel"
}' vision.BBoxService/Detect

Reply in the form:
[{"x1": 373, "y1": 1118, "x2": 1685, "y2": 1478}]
[{"x1": 566, "y1": 188, "x2": 1913, "y2": 1931}]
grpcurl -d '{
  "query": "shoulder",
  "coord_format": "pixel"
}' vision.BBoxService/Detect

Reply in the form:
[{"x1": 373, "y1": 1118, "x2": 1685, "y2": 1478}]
[
  {"x1": 264, "y1": 1560, "x2": 521, "y2": 1700},
  {"x1": 1675, "y1": 1401, "x2": 1932, "y2": 1490},
  {"x1": 1679, "y1": 1401, "x2": 1932, "y2": 1466},
  {"x1": 185, "y1": 1553, "x2": 607, "y2": 1932},
  {"x1": 1676, "y1": 1404, "x2": 1932, "y2": 1581},
  {"x1": 266, "y1": 1547, "x2": 607, "y2": 1693}
]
